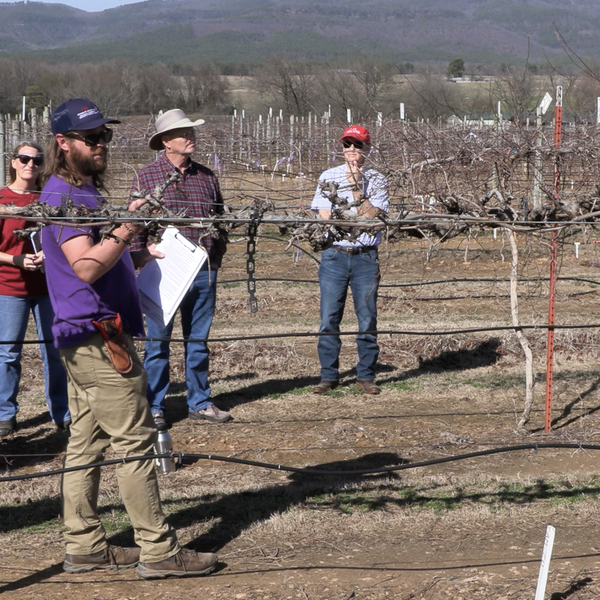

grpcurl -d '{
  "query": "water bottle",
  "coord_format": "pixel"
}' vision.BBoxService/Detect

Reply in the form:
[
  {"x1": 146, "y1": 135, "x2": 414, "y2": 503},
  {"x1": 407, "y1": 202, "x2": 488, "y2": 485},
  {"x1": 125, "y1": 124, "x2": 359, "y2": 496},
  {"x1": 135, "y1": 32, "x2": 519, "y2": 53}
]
[{"x1": 155, "y1": 429, "x2": 176, "y2": 475}]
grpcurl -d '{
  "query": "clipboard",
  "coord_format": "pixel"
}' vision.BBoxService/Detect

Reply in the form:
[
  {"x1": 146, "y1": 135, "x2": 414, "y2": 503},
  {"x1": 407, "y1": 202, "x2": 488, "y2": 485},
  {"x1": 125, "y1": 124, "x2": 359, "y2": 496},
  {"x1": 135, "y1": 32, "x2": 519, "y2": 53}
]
[{"x1": 137, "y1": 226, "x2": 208, "y2": 327}]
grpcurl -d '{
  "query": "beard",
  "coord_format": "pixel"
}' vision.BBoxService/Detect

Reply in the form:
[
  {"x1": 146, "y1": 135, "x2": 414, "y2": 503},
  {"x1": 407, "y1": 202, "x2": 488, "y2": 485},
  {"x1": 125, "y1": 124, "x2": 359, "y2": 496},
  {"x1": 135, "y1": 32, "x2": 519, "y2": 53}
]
[{"x1": 69, "y1": 143, "x2": 108, "y2": 177}]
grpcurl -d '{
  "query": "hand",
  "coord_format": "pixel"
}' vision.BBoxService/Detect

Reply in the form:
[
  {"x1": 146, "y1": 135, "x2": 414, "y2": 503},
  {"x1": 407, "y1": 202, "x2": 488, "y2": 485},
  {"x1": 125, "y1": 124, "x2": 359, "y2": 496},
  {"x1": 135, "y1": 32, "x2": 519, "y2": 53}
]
[
  {"x1": 31, "y1": 251, "x2": 45, "y2": 268},
  {"x1": 146, "y1": 243, "x2": 164, "y2": 261},
  {"x1": 14, "y1": 253, "x2": 40, "y2": 271},
  {"x1": 128, "y1": 197, "x2": 148, "y2": 212},
  {"x1": 131, "y1": 243, "x2": 164, "y2": 270},
  {"x1": 125, "y1": 198, "x2": 149, "y2": 234},
  {"x1": 346, "y1": 161, "x2": 362, "y2": 177},
  {"x1": 356, "y1": 200, "x2": 381, "y2": 218}
]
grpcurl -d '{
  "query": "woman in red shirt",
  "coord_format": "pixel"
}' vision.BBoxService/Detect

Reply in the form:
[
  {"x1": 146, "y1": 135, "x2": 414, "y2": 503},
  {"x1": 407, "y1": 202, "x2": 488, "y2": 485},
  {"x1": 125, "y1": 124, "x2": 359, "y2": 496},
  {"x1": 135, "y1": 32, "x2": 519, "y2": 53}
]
[{"x1": 0, "y1": 141, "x2": 69, "y2": 436}]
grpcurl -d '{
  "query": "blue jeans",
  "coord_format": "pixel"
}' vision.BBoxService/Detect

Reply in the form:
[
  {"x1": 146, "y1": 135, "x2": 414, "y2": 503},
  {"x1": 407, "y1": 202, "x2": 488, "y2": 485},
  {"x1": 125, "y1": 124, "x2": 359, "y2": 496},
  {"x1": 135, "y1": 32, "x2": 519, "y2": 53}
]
[
  {"x1": 144, "y1": 265, "x2": 218, "y2": 415},
  {"x1": 317, "y1": 247, "x2": 380, "y2": 382},
  {"x1": 0, "y1": 294, "x2": 70, "y2": 424}
]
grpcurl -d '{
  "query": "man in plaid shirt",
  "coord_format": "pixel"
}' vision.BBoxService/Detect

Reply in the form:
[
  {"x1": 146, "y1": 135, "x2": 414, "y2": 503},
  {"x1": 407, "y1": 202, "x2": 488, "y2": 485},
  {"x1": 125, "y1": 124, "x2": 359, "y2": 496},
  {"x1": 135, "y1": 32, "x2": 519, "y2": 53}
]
[{"x1": 130, "y1": 109, "x2": 230, "y2": 428}]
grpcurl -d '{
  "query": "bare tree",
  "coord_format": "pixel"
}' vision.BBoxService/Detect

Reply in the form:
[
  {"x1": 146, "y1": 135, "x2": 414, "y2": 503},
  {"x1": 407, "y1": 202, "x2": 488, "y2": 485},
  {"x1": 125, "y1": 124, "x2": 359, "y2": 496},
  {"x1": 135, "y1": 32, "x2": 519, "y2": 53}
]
[
  {"x1": 254, "y1": 58, "x2": 317, "y2": 115},
  {"x1": 568, "y1": 75, "x2": 600, "y2": 120},
  {"x1": 176, "y1": 64, "x2": 231, "y2": 114},
  {"x1": 0, "y1": 58, "x2": 24, "y2": 113},
  {"x1": 316, "y1": 58, "x2": 395, "y2": 120},
  {"x1": 0, "y1": 57, "x2": 47, "y2": 113},
  {"x1": 132, "y1": 65, "x2": 176, "y2": 115},
  {"x1": 60, "y1": 62, "x2": 132, "y2": 117},
  {"x1": 402, "y1": 68, "x2": 461, "y2": 121}
]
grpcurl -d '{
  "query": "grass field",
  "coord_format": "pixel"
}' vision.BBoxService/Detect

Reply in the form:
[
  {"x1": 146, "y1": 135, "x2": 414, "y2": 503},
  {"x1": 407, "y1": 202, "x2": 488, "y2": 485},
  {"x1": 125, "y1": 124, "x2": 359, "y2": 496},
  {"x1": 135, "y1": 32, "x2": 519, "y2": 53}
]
[{"x1": 2, "y1": 227, "x2": 600, "y2": 598}]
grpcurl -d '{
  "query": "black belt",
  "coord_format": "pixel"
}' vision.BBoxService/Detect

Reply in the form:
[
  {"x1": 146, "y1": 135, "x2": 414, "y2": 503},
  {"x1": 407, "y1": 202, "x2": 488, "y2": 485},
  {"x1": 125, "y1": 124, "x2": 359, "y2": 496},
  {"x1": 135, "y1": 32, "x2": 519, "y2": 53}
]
[{"x1": 334, "y1": 246, "x2": 377, "y2": 255}]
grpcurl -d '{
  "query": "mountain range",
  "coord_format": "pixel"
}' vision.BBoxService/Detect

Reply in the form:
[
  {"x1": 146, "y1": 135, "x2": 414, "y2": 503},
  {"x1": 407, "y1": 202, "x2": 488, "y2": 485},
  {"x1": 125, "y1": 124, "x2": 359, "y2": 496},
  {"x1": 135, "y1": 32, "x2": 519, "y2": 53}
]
[{"x1": 0, "y1": 0, "x2": 598, "y2": 68}]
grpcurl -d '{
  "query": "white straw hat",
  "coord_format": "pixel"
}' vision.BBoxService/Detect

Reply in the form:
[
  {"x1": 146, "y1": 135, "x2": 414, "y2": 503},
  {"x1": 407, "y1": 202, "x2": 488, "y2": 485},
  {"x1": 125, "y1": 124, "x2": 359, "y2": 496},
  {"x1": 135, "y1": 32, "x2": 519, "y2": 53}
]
[{"x1": 149, "y1": 108, "x2": 205, "y2": 150}]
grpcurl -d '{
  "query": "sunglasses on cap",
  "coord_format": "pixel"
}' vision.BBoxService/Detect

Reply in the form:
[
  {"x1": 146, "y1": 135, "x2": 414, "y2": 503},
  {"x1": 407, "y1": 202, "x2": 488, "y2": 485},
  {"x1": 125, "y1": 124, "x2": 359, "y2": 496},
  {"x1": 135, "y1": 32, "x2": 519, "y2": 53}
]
[
  {"x1": 13, "y1": 153, "x2": 43, "y2": 166},
  {"x1": 63, "y1": 128, "x2": 113, "y2": 147},
  {"x1": 342, "y1": 139, "x2": 364, "y2": 150}
]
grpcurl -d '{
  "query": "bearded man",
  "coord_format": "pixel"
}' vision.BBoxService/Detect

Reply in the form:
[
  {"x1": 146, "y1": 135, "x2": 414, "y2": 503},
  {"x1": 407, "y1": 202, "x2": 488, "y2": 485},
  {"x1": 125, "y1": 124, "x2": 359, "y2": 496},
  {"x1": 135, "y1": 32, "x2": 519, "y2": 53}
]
[{"x1": 40, "y1": 98, "x2": 218, "y2": 579}]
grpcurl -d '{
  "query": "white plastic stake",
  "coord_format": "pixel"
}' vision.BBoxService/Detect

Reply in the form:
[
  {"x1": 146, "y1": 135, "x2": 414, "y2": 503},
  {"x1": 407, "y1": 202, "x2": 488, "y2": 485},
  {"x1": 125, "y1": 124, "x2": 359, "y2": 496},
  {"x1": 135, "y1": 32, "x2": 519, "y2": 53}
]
[
  {"x1": 534, "y1": 525, "x2": 555, "y2": 600},
  {"x1": 574, "y1": 242, "x2": 580, "y2": 258}
]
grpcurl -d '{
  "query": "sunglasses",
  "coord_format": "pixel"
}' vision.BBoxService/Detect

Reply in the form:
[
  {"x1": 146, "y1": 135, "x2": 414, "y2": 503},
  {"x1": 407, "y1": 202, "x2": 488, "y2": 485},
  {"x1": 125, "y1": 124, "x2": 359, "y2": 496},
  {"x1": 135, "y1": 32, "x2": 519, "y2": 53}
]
[
  {"x1": 342, "y1": 140, "x2": 364, "y2": 150},
  {"x1": 13, "y1": 153, "x2": 43, "y2": 166},
  {"x1": 64, "y1": 128, "x2": 113, "y2": 147}
]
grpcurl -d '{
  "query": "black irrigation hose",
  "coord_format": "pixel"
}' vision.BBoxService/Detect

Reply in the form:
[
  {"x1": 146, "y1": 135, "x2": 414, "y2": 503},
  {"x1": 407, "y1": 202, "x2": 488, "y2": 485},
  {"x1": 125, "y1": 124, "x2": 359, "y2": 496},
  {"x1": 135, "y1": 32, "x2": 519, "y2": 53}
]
[
  {"x1": 5, "y1": 271, "x2": 599, "y2": 346},
  {"x1": 1, "y1": 443, "x2": 599, "y2": 483},
  {"x1": 218, "y1": 276, "x2": 600, "y2": 287},
  {"x1": 5, "y1": 322, "x2": 600, "y2": 346},
  {"x1": 136, "y1": 322, "x2": 600, "y2": 342}
]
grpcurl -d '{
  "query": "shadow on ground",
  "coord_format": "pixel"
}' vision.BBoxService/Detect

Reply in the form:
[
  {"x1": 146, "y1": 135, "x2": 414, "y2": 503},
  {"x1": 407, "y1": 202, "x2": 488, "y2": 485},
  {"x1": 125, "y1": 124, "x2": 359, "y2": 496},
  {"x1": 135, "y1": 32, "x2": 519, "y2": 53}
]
[
  {"x1": 3, "y1": 456, "x2": 600, "y2": 594},
  {"x1": 531, "y1": 374, "x2": 600, "y2": 433},
  {"x1": 0, "y1": 414, "x2": 69, "y2": 472},
  {"x1": 550, "y1": 576, "x2": 593, "y2": 599},
  {"x1": 163, "y1": 339, "x2": 504, "y2": 424}
]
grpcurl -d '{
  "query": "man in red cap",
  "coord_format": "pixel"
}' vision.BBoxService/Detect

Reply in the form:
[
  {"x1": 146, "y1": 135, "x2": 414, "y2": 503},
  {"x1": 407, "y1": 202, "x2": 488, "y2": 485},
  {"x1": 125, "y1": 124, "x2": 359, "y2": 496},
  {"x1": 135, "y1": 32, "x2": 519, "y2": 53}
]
[{"x1": 311, "y1": 125, "x2": 389, "y2": 395}]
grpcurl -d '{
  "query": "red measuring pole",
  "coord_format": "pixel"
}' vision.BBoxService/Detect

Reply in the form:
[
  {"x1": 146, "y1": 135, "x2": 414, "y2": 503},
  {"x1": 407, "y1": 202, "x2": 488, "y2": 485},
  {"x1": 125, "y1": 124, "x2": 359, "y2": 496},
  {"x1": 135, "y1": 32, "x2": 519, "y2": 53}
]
[{"x1": 544, "y1": 86, "x2": 562, "y2": 433}]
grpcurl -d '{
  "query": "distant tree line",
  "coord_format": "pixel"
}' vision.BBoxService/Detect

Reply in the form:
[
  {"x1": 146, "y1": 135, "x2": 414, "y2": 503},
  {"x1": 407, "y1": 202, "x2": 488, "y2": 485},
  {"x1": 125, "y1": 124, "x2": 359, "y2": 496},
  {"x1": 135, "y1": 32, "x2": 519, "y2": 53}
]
[
  {"x1": 2, "y1": 55, "x2": 600, "y2": 124},
  {"x1": 255, "y1": 57, "x2": 600, "y2": 123},
  {"x1": 0, "y1": 58, "x2": 232, "y2": 117},
  {"x1": 0, "y1": 55, "x2": 413, "y2": 120}
]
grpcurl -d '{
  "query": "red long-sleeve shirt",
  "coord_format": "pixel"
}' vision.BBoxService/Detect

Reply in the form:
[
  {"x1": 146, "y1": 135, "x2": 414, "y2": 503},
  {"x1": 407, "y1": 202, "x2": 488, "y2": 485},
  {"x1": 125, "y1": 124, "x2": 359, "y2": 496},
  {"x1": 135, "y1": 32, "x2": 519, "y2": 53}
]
[{"x1": 0, "y1": 187, "x2": 48, "y2": 297}]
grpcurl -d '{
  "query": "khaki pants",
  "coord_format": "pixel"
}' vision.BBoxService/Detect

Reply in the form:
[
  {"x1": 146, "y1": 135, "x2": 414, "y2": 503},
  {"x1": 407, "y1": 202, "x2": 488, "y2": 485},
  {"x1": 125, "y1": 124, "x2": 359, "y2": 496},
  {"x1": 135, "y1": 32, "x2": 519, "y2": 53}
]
[{"x1": 60, "y1": 332, "x2": 179, "y2": 563}]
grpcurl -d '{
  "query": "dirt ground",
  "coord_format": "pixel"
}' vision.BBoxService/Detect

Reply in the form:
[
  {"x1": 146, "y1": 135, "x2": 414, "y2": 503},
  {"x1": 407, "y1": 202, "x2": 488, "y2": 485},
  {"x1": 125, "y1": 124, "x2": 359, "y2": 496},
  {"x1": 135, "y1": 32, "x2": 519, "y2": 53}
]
[{"x1": 2, "y1": 231, "x2": 600, "y2": 599}]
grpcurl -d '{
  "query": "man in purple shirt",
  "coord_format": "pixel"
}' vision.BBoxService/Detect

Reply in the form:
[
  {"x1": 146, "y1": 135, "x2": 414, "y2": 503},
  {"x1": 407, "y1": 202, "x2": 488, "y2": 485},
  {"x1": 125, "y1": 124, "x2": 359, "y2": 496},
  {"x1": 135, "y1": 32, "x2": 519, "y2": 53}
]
[
  {"x1": 41, "y1": 98, "x2": 218, "y2": 579},
  {"x1": 130, "y1": 109, "x2": 230, "y2": 429}
]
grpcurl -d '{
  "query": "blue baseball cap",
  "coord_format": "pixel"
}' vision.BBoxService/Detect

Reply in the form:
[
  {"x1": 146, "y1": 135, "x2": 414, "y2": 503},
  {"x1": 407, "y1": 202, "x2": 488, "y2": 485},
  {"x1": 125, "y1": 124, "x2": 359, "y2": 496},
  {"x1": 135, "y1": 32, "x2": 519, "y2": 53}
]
[{"x1": 51, "y1": 98, "x2": 121, "y2": 135}]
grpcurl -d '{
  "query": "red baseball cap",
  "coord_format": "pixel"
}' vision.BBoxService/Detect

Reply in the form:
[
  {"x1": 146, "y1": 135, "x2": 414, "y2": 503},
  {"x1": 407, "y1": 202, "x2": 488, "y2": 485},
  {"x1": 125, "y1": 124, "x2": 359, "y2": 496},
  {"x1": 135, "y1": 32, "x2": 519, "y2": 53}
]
[{"x1": 339, "y1": 125, "x2": 370, "y2": 145}]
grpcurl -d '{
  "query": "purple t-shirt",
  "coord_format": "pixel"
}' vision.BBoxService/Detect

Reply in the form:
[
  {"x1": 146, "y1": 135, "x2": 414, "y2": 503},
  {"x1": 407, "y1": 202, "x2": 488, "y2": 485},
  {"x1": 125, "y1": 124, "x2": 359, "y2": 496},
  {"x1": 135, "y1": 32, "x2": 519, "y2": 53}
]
[{"x1": 40, "y1": 175, "x2": 145, "y2": 349}]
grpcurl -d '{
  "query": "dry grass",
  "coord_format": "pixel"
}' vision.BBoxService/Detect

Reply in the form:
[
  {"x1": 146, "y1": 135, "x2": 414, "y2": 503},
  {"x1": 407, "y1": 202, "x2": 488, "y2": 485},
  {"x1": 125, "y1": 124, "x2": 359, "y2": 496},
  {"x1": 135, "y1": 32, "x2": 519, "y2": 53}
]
[{"x1": 2, "y1": 235, "x2": 600, "y2": 597}]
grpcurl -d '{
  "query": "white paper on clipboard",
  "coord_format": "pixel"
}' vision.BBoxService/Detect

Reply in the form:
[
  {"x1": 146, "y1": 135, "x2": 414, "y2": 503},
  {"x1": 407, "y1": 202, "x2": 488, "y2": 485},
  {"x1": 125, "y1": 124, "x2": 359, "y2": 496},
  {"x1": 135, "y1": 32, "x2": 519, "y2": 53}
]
[{"x1": 137, "y1": 226, "x2": 208, "y2": 328}]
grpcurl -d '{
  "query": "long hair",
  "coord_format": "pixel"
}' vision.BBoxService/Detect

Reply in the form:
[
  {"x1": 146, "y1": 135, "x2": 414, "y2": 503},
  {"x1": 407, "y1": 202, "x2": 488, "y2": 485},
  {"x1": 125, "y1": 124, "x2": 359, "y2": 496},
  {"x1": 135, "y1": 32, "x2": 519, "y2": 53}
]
[
  {"x1": 9, "y1": 140, "x2": 45, "y2": 190},
  {"x1": 43, "y1": 138, "x2": 107, "y2": 191}
]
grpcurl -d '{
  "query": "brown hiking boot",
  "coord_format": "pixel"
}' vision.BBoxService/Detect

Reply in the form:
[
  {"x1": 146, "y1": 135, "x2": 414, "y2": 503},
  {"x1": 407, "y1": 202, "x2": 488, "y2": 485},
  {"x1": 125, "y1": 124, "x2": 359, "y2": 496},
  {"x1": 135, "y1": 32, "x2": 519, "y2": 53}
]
[
  {"x1": 189, "y1": 404, "x2": 232, "y2": 423},
  {"x1": 356, "y1": 380, "x2": 381, "y2": 395},
  {"x1": 137, "y1": 548, "x2": 217, "y2": 579},
  {"x1": 313, "y1": 380, "x2": 339, "y2": 394},
  {"x1": 63, "y1": 545, "x2": 140, "y2": 573},
  {"x1": 0, "y1": 417, "x2": 16, "y2": 437}
]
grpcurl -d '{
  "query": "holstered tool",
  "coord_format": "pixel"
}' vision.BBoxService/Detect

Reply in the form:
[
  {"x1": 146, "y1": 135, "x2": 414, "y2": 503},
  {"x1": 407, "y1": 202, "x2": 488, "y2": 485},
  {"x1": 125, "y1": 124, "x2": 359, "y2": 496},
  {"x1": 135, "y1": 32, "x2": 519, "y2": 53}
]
[{"x1": 92, "y1": 313, "x2": 133, "y2": 374}]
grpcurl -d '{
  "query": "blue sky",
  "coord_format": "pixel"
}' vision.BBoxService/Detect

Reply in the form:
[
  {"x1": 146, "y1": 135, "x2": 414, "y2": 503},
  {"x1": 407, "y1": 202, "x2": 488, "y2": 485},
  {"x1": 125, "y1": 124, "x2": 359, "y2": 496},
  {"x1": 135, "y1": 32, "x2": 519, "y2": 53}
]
[{"x1": 15, "y1": 0, "x2": 142, "y2": 11}]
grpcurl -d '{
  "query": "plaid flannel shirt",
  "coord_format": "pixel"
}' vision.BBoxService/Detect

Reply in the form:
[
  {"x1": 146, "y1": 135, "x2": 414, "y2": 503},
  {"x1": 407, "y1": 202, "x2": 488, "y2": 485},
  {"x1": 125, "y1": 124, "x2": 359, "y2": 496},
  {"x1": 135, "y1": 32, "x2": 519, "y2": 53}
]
[{"x1": 130, "y1": 153, "x2": 227, "y2": 267}]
